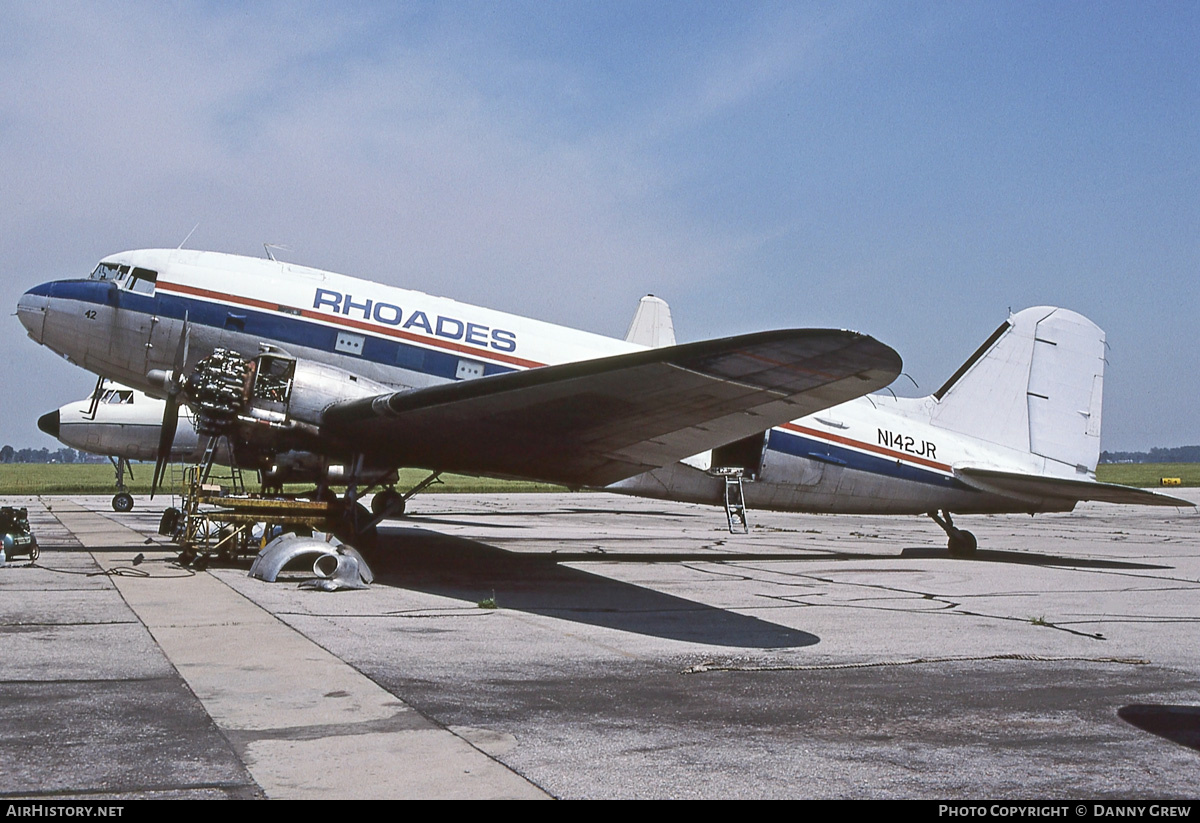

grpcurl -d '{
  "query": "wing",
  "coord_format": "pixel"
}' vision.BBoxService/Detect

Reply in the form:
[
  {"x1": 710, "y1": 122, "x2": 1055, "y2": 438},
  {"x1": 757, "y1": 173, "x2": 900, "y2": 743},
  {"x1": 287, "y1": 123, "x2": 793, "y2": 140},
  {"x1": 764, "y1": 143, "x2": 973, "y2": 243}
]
[
  {"x1": 323, "y1": 329, "x2": 901, "y2": 487},
  {"x1": 955, "y1": 467, "x2": 1193, "y2": 507}
]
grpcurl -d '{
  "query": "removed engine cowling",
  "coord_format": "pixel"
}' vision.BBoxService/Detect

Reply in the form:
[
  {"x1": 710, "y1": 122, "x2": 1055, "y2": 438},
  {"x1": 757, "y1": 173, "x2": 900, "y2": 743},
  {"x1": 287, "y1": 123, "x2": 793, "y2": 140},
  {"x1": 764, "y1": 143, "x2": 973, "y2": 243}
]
[{"x1": 249, "y1": 533, "x2": 374, "y2": 590}]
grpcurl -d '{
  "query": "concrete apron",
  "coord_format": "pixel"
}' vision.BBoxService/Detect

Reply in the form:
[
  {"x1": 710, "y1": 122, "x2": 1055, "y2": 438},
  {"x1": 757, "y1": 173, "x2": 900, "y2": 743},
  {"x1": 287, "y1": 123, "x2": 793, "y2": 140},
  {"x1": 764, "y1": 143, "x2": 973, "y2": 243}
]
[{"x1": 47, "y1": 500, "x2": 547, "y2": 800}]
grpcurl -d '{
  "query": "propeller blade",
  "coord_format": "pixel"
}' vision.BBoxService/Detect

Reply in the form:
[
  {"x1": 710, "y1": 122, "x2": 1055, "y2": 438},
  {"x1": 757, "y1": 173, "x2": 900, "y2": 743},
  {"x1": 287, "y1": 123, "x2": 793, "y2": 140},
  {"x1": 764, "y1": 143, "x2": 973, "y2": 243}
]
[
  {"x1": 151, "y1": 385, "x2": 181, "y2": 499},
  {"x1": 173, "y1": 312, "x2": 190, "y2": 373},
  {"x1": 152, "y1": 316, "x2": 190, "y2": 499}
]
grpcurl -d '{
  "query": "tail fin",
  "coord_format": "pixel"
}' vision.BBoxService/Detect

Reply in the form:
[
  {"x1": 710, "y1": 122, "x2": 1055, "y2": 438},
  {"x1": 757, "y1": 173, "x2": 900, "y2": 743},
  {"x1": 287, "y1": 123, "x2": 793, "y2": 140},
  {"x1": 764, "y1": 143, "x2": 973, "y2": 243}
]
[
  {"x1": 625, "y1": 295, "x2": 675, "y2": 348},
  {"x1": 929, "y1": 307, "x2": 1105, "y2": 475}
]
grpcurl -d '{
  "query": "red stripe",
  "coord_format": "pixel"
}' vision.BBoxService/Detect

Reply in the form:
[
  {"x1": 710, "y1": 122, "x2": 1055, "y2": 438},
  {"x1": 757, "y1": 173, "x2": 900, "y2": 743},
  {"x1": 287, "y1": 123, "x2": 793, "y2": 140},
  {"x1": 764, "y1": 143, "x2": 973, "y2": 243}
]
[
  {"x1": 780, "y1": 422, "x2": 952, "y2": 472},
  {"x1": 158, "y1": 281, "x2": 545, "y2": 370}
]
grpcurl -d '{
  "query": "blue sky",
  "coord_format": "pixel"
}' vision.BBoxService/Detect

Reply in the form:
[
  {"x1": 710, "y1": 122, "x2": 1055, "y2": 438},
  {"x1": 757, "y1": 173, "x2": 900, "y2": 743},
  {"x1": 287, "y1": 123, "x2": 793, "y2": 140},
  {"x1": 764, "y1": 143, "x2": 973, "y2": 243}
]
[{"x1": 1, "y1": 1, "x2": 1196, "y2": 451}]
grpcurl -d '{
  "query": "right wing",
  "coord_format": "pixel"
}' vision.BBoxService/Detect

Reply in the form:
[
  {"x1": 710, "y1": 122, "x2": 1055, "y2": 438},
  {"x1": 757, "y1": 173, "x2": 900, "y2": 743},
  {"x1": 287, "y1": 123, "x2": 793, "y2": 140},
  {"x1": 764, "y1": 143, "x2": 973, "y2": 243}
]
[{"x1": 322, "y1": 329, "x2": 902, "y2": 487}]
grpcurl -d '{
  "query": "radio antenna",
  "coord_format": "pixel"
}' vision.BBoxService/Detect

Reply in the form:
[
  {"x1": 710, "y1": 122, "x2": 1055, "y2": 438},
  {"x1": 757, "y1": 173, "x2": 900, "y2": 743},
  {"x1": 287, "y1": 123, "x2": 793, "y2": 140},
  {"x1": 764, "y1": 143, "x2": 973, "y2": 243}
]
[{"x1": 177, "y1": 223, "x2": 199, "y2": 249}]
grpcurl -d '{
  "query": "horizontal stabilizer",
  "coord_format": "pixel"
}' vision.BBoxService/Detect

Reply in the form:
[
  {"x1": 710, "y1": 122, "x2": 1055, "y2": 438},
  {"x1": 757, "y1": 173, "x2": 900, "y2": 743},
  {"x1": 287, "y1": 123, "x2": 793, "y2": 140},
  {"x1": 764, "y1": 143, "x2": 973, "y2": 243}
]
[
  {"x1": 323, "y1": 328, "x2": 901, "y2": 487},
  {"x1": 955, "y1": 467, "x2": 1193, "y2": 507}
]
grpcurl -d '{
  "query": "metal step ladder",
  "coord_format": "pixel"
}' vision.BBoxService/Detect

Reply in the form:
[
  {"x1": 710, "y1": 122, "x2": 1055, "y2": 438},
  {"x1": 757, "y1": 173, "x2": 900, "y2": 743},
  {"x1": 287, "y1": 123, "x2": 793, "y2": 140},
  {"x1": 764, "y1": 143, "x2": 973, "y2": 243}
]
[
  {"x1": 198, "y1": 434, "x2": 245, "y2": 495},
  {"x1": 723, "y1": 473, "x2": 748, "y2": 534}
]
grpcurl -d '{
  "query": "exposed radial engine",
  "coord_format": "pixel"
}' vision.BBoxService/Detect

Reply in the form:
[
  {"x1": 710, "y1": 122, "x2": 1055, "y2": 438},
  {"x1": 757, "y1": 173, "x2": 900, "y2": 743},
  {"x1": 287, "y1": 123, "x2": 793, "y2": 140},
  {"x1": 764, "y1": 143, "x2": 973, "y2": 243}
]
[{"x1": 179, "y1": 348, "x2": 389, "y2": 484}]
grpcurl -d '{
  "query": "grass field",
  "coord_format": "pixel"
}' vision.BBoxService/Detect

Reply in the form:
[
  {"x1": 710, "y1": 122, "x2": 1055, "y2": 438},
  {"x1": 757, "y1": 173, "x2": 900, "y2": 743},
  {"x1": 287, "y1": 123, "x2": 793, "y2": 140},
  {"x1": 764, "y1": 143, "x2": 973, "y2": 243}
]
[
  {"x1": 0, "y1": 462, "x2": 1194, "y2": 495},
  {"x1": 1095, "y1": 462, "x2": 1200, "y2": 488},
  {"x1": 0, "y1": 464, "x2": 569, "y2": 496}
]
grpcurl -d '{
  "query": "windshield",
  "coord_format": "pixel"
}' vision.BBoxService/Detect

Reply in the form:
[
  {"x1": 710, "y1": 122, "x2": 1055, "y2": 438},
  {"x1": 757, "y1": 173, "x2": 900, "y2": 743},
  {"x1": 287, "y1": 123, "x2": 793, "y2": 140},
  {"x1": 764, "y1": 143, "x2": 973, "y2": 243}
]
[
  {"x1": 89, "y1": 262, "x2": 129, "y2": 282},
  {"x1": 127, "y1": 267, "x2": 157, "y2": 295}
]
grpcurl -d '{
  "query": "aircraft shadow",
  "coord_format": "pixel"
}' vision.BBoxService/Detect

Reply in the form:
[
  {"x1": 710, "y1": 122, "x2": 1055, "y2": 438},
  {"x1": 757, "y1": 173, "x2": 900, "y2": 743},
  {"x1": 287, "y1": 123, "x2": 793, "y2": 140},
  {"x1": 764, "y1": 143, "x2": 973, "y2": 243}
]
[
  {"x1": 899, "y1": 547, "x2": 1169, "y2": 570},
  {"x1": 363, "y1": 527, "x2": 819, "y2": 649},
  {"x1": 392, "y1": 507, "x2": 686, "y2": 528},
  {"x1": 1118, "y1": 704, "x2": 1200, "y2": 752}
]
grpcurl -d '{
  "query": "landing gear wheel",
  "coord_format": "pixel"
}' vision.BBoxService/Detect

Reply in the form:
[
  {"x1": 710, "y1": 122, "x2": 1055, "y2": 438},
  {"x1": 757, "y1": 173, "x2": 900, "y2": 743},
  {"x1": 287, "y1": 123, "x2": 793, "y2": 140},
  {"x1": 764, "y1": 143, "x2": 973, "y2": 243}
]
[
  {"x1": 929, "y1": 510, "x2": 978, "y2": 557},
  {"x1": 158, "y1": 507, "x2": 181, "y2": 536},
  {"x1": 371, "y1": 489, "x2": 405, "y2": 518},
  {"x1": 29, "y1": 537, "x2": 39, "y2": 562},
  {"x1": 334, "y1": 501, "x2": 378, "y2": 545},
  {"x1": 112, "y1": 492, "x2": 134, "y2": 513},
  {"x1": 948, "y1": 529, "x2": 977, "y2": 557}
]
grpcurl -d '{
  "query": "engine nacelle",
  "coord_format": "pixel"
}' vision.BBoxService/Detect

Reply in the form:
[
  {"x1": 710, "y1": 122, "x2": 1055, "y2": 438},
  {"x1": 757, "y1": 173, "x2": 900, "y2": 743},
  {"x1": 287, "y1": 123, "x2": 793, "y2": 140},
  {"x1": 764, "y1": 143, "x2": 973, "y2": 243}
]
[
  {"x1": 183, "y1": 349, "x2": 389, "y2": 456},
  {"x1": 245, "y1": 353, "x2": 389, "y2": 428},
  {"x1": 259, "y1": 450, "x2": 398, "y2": 487}
]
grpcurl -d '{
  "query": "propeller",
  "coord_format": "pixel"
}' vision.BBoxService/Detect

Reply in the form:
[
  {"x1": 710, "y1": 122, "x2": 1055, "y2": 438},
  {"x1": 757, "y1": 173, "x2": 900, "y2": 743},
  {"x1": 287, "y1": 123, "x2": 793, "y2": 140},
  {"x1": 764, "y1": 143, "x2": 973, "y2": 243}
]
[{"x1": 150, "y1": 315, "x2": 189, "y2": 498}]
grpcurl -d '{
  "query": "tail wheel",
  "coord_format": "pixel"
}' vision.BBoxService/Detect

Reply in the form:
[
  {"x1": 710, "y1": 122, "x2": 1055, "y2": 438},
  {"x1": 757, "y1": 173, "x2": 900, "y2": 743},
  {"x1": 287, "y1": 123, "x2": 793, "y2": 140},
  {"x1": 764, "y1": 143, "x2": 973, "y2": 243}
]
[{"x1": 948, "y1": 529, "x2": 977, "y2": 557}]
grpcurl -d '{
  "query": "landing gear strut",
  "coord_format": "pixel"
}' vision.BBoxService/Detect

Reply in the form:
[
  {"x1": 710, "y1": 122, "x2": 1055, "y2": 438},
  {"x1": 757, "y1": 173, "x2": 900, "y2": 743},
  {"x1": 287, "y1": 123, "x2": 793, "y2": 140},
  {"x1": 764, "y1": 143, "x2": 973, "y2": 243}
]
[
  {"x1": 929, "y1": 509, "x2": 977, "y2": 557},
  {"x1": 340, "y1": 468, "x2": 445, "y2": 540},
  {"x1": 110, "y1": 456, "x2": 135, "y2": 512}
]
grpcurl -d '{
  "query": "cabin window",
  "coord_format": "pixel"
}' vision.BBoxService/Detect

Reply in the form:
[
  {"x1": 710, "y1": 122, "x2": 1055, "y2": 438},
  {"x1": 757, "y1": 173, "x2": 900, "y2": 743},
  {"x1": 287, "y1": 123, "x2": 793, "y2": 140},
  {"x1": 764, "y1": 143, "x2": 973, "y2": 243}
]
[
  {"x1": 455, "y1": 359, "x2": 484, "y2": 380},
  {"x1": 334, "y1": 331, "x2": 365, "y2": 356}
]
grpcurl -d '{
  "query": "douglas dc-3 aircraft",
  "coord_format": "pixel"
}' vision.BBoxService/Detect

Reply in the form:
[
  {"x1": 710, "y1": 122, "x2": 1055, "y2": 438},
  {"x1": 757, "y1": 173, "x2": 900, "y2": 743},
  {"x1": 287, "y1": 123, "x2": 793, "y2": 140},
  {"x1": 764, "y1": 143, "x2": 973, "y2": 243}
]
[{"x1": 19, "y1": 249, "x2": 1188, "y2": 554}]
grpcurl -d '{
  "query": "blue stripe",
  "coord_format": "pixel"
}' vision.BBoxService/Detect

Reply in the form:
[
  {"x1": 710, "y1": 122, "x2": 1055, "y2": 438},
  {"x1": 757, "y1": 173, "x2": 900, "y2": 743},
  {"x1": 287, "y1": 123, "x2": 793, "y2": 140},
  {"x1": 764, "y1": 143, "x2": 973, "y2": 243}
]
[
  {"x1": 767, "y1": 428, "x2": 970, "y2": 490},
  {"x1": 31, "y1": 279, "x2": 518, "y2": 383}
]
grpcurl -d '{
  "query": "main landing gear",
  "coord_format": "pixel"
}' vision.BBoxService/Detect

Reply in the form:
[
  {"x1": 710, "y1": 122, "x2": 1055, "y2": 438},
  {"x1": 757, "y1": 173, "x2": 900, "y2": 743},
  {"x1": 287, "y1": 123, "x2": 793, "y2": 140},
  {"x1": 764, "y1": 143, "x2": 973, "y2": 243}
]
[
  {"x1": 370, "y1": 470, "x2": 443, "y2": 519},
  {"x1": 335, "y1": 466, "x2": 445, "y2": 543},
  {"x1": 929, "y1": 509, "x2": 977, "y2": 557},
  {"x1": 110, "y1": 456, "x2": 135, "y2": 512}
]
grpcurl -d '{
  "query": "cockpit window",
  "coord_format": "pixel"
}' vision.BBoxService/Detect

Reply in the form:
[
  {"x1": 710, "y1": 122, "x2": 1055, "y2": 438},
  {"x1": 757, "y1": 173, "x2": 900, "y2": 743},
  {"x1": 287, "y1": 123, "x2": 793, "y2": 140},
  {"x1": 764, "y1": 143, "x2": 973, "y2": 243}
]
[
  {"x1": 100, "y1": 389, "x2": 134, "y2": 404},
  {"x1": 127, "y1": 267, "x2": 157, "y2": 295},
  {"x1": 90, "y1": 262, "x2": 129, "y2": 282}
]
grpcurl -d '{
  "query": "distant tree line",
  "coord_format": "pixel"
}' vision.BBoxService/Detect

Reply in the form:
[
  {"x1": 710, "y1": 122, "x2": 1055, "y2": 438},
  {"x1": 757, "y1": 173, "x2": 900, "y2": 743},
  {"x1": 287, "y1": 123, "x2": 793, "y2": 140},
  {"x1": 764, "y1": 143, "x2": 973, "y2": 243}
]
[
  {"x1": 1100, "y1": 446, "x2": 1200, "y2": 464},
  {"x1": 0, "y1": 446, "x2": 107, "y2": 464},
  {"x1": 3, "y1": 444, "x2": 1196, "y2": 465}
]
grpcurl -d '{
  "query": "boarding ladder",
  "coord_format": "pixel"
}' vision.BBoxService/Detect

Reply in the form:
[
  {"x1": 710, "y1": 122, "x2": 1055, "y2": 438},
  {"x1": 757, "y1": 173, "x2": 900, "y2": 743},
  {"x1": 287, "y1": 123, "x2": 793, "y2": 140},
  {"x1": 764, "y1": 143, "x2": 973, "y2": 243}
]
[{"x1": 723, "y1": 472, "x2": 748, "y2": 534}]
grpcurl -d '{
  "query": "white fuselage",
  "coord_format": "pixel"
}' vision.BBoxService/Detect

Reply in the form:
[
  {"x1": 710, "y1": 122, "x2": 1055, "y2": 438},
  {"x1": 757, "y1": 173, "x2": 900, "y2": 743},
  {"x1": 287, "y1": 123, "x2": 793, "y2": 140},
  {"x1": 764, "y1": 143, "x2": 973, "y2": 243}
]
[{"x1": 18, "y1": 249, "x2": 1074, "y2": 516}]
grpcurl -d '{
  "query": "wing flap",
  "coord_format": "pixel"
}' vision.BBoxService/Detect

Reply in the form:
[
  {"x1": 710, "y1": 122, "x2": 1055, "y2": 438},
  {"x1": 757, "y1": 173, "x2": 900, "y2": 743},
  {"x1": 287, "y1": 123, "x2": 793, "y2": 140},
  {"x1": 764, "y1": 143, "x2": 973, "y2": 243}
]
[
  {"x1": 955, "y1": 466, "x2": 1193, "y2": 507},
  {"x1": 323, "y1": 329, "x2": 901, "y2": 487}
]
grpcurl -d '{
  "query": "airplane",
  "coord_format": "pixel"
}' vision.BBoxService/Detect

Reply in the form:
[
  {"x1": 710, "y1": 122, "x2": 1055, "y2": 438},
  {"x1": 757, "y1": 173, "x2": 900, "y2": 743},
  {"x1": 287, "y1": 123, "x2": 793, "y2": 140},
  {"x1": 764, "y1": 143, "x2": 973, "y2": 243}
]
[
  {"x1": 16, "y1": 248, "x2": 902, "y2": 528},
  {"x1": 17, "y1": 248, "x2": 1189, "y2": 554},
  {"x1": 37, "y1": 379, "x2": 220, "y2": 512}
]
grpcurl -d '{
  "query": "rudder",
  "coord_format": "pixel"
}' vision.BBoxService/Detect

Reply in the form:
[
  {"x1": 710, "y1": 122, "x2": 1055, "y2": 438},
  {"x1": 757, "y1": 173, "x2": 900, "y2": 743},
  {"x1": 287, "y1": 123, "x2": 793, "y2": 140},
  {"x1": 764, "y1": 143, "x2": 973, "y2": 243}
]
[{"x1": 929, "y1": 307, "x2": 1105, "y2": 475}]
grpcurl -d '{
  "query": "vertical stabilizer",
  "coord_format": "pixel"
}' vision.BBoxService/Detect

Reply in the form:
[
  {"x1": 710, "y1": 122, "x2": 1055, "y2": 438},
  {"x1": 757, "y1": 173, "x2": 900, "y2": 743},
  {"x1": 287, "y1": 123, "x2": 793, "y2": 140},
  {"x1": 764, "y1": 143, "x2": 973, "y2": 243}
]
[
  {"x1": 625, "y1": 295, "x2": 675, "y2": 348},
  {"x1": 930, "y1": 307, "x2": 1105, "y2": 474}
]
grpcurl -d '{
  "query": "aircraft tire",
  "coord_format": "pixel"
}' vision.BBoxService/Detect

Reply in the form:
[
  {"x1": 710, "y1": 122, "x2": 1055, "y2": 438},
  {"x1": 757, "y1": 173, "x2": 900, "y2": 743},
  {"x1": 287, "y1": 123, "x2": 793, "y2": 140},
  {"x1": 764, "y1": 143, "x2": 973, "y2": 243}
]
[
  {"x1": 158, "y1": 507, "x2": 181, "y2": 536},
  {"x1": 112, "y1": 492, "x2": 134, "y2": 513},
  {"x1": 334, "y1": 501, "x2": 377, "y2": 545},
  {"x1": 948, "y1": 529, "x2": 977, "y2": 557},
  {"x1": 371, "y1": 489, "x2": 405, "y2": 518}
]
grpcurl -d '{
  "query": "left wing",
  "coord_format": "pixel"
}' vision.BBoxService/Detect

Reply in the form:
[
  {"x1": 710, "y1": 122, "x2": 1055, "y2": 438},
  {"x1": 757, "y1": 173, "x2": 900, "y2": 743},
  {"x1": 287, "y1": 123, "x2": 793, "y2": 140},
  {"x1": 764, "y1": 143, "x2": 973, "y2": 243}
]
[
  {"x1": 323, "y1": 329, "x2": 901, "y2": 487},
  {"x1": 955, "y1": 466, "x2": 1193, "y2": 507}
]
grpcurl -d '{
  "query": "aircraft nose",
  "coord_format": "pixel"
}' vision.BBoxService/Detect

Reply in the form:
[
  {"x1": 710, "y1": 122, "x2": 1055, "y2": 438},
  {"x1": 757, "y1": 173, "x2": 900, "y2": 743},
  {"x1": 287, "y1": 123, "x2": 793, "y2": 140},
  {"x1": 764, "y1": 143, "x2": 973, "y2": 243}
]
[
  {"x1": 37, "y1": 409, "x2": 60, "y2": 439},
  {"x1": 17, "y1": 282, "x2": 53, "y2": 343}
]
